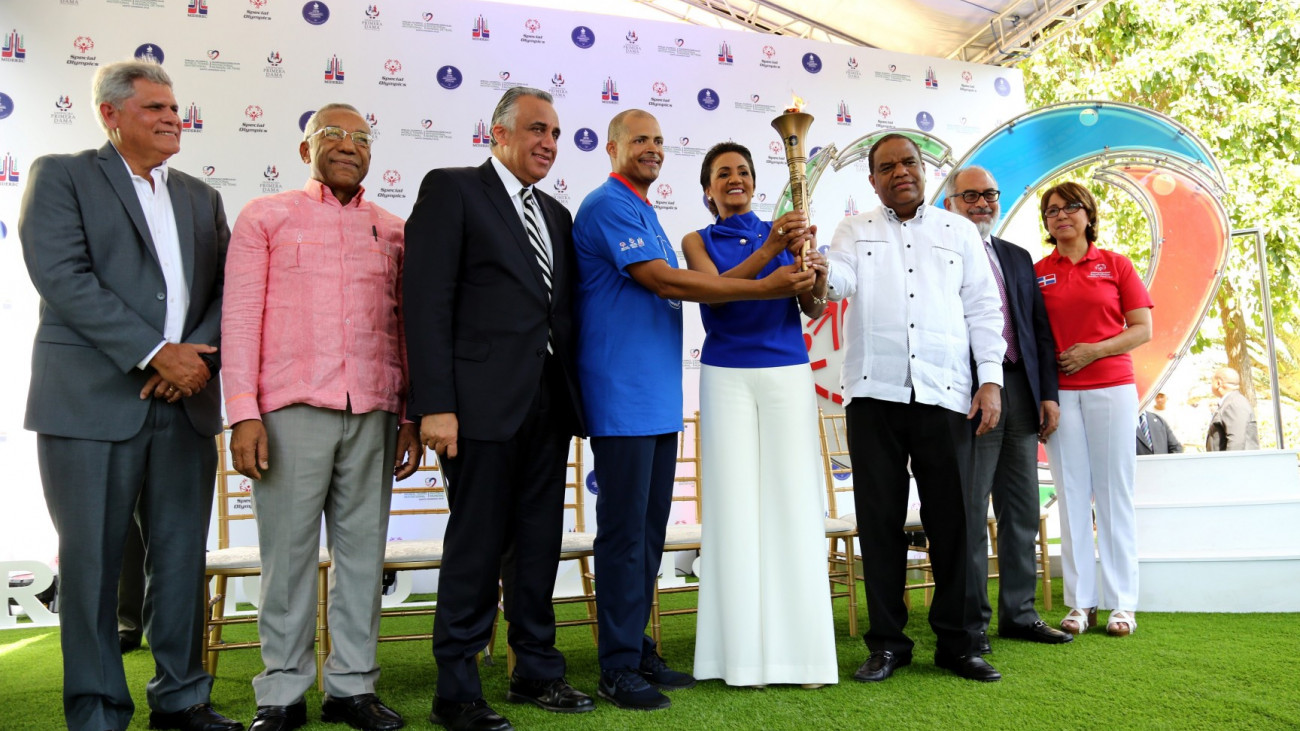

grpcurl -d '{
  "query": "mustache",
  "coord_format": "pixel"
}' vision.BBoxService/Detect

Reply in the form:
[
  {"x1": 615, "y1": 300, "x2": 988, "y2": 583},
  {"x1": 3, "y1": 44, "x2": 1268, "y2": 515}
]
[{"x1": 969, "y1": 206, "x2": 994, "y2": 215}]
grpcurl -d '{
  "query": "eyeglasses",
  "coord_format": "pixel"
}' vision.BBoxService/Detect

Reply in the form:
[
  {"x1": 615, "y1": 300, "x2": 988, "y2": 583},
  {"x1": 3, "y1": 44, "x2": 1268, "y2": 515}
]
[
  {"x1": 956, "y1": 189, "x2": 1000, "y2": 203},
  {"x1": 1043, "y1": 201, "x2": 1085, "y2": 218},
  {"x1": 306, "y1": 126, "x2": 373, "y2": 148}
]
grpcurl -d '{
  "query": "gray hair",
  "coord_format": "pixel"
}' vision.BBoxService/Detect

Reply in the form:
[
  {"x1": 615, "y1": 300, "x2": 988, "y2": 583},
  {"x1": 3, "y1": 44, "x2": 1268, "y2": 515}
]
[
  {"x1": 91, "y1": 60, "x2": 172, "y2": 133},
  {"x1": 489, "y1": 87, "x2": 553, "y2": 146},
  {"x1": 303, "y1": 103, "x2": 364, "y2": 138},
  {"x1": 943, "y1": 165, "x2": 994, "y2": 200}
]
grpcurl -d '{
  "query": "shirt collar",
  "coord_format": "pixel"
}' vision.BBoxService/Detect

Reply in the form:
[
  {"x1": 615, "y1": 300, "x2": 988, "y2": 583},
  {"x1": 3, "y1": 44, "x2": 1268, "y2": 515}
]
[
  {"x1": 490, "y1": 154, "x2": 532, "y2": 200},
  {"x1": 1048, "y1": 242, "x2": 1099, "y2": 264},
  {"x1": 113, "y1": 144, "x2": 169, "y2": 184},
  {"x1": 303, "y1": 177, "x2": 367, "y2": 206},
  {"x1": 610, "y1": 173, "x2": 651, "y2": 205},
  {"x1": 882, "y1": 202, "x2": 927, "y2": 223}
]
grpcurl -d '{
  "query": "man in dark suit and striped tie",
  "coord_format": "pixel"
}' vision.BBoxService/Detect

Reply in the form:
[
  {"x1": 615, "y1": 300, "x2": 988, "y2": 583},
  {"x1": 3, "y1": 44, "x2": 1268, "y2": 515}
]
[{"x1": 404, "y1": 87, "x2": 592, "y2": 731}]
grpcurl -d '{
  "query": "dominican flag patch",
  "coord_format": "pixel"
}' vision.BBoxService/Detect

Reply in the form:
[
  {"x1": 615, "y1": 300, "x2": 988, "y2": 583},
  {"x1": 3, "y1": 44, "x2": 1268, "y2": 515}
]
[{"x1": 1037, "y1": 273, "x2": 1057, "y2": 287}]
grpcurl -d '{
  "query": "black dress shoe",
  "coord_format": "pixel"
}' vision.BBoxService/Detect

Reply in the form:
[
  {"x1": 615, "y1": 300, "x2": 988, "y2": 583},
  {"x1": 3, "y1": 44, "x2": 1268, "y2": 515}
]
[
  {"x1": 430, "y1": 698, "x2": 513, "y2": 731},
  {"x1": 978, "y1": 631, "x2": 992, "y2": 655},
  {"x1": 506, "y1": 673, "x2": 594, "y2": 713},
  {"x1": 248, "y1": 701, "x2": 307, "y2": 731},
  {"x1": 321, "y1": 694, "x2": 404, "y2": 731},
  {"x1": 119, "y1": 634, "x2": 142, "y2": 654},
  {"x1": 1000, "y1": 619, "x2": 1075, "y2": 644},
  {"x1": 934, "y1": 652, "x2": 1002, "y2": 682},
  {"x1": 852, "y1": 650, "x2": 912, "y2": 682},
  {"x1": 149, "y1": 703, "x2": 244, "y2": 731}
]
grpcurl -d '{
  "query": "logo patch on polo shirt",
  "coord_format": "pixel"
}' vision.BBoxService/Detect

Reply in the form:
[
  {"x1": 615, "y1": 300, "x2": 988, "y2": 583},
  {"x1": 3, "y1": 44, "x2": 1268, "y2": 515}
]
[
  {"x1": 1089, "y1": 263, "x2": 1113, "y2": 279},
  {"x1": 1036, "y1": 273, "x2": 1056, "y2": 287}
]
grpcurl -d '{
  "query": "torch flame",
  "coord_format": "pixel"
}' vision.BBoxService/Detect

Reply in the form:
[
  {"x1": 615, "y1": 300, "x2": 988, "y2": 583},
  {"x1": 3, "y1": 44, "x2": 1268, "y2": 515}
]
[{"x1": 786, "y1": 93, "x2": 806, "y2": 114}]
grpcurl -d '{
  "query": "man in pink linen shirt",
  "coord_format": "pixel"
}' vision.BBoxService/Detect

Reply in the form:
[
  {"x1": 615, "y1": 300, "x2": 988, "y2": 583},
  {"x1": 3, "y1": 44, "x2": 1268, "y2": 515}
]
[{"x1": 222, "y1": 103, "x2": 419, "y2": 731}]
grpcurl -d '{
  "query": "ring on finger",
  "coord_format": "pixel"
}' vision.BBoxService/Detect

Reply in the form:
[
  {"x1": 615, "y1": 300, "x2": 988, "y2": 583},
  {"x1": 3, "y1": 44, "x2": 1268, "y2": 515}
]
[{"x1": 777, "y1": 227, "x2": 786, "y2": 236}]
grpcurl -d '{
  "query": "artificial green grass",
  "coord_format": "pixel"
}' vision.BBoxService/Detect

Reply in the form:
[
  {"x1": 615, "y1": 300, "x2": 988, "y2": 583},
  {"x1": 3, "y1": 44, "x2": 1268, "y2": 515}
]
[{"x1": 4, "y1": 581, "x2": 1299, "y2": 730}]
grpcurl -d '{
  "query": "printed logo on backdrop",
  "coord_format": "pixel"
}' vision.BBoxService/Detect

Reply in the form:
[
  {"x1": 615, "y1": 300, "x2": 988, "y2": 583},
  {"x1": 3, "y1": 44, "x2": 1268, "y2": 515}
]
[
  {"x1": 697, "y1": 88, "x2": 719, "y2": 111},
  {"x1": 471, "y1": 119, "x2": 490, "y2": 147},
  {"x1": 185, "y1": 48, "x2": 240, "y2": 73},
  {"x1": 946, "y1": 115, "x2": 979, "y2": 135},
  {"x1": 471, "y1": 15, "x2": 490, "y2": 40},
  {"x1": 437, "y1": 66, "x2": 462, "y2": 90},
  {"x1": 753, "y1": 191, "x2": 774, "y2": 214},
  {"x1": 916, "y1": 110, "x2": 935, "y2": 132},
  {"x1": 399, "y1": 116, "x2": 451, "y2": 142},
  {"x1": 521, "y1": 18, "x2": 544, "y2": 45},
  {"x1": 663, "y1": 136, "x2": 703, "y2": 158},
  {"x1": 683, "y1": 347, "x2": 701, "y2": 370},
  {"x1": 200, "y1": 165, "x2": 238, "y2": 189},
  {"x1": 402, "y1": 11, "x2": 451, "y2": 33},
  {"x1": 0, "y1": 92, "x2": 14, "y2": 120},
  {"x1": 801, "y1": 52, "x2": 821, "y2": 74},
  {"x1": 875, "y1": 63, "x2": 910, "y2": 83},
  {"x1": 836, "y1": 101, "x2": 851, "y2": 126},
  {"x1": 764, "y1": 141, "x2": 785, "y2": 167},
  {"x1": 245, "y1": 0, "x2": 271, "y2": 22},
  {"x1": 188, "y1": 0, "x2": 208, "y2": 17},
  {"x1": 585, "y1": 470, "x2": 598, "y2": 496},
  {"x1": 844, "y1": 196, "x2": 859, "y2": 217},
  {"x1": 960, "y1": 70, "x2": 976, "y2": 93},
  {"x1": 653, "y1": 183, "x2": 676, "y2": 212},
  {"x1": 363, "y1": 112, "x2": 379, "y2": 140},
  {"x1": 260, "y1": 164, "x2": 282, "y2": 194},
  {"x1": 733, "y1": 93, "x2": 775, "y2": 115},
  {"x1": 481, "y1": 70, "x2": 523, "y2": 92},
  {"x1": 108, "y1": 0, "x2": 163, "y2": 9},
  {"x1": 648, "y1": 81, "x2": 672, "y2": 109},
  {"x1": 380, "y1": 59, "x2": 406, "y2": 87},
  {"x1": 298, "y1": 110, "x2": 315, "y2": 131},
  {"x1": 377, "y1": 169, "x2": 404, "y2": 199},
  {"x1": 623, "y1": 30, "x2": 640, "y2": 55},
  {"x1": 845, "y1": 56, "x2": 861, "y2": 80},
  {"x1": 924, "y1": 67, "x2": 939, "y2": 89},
  {"x1": 551, "y1": 177, "x2": 570, "y2": 205},
  {"x1": 182, "y1": 102, "x2": 203, "y2": 132},
  {"x1": 239, "y1": 105, "x2": 268, "y2": 134},
  {"x1": 324, "y1": 55, "x2": 344, "y2": 83},
  {"x1": 303, "y1": 2, "x2": 330, "y2": 25},
  {"x1": 133, "y1": 44, "x2": 163, "y2": 65},
  {"x1": 759, "y1": 45, "x2": 780, "y2": 70},
  {"x1": 264, "y1": 50, "x2": 284, "y2": 78},
  {"x1": 0, "y1": 154, "x2": 21, "y2": 185},
  {"x1": 994, "y1": 77, "x2": 1011, "y2": 97},
  {"x1": 548, "y1": 73, "x2": 566, "y2": 98},
  {"x1": 600, "y1": 77, "x2": 619, "y2": 104},
  {"x1": 68, "y1": 36, "x2": 98, "y2": 67},
  {"x1": 717, "y1": 41, "x2": 733, "y2": 65},
  {"x1": 571, "y1": 26, "x2": 595, "y2": 49},
  {"x1": 50, "y1": 95, "x2": 75, "y2": 125},
  {"x1": 573, "y1": 128, "x2": 598, "y2": 152},
  {"x1": 658, "y1": 37, "x2": 700, "y2": 58},
  {"x1": 362, "y1": 4, "x2": 382, "y2": 31},
  {"x1": 875, "y1": 105, "x2": 894, "y2": 129}
]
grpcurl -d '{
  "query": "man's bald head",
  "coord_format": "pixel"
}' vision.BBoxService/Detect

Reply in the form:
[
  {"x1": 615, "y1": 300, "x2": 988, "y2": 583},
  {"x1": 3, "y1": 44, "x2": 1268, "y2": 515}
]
[
  {"x1": 607, "y1": 109, "x2": 655, "y2": 144},
  {"x1": 1212, "y1": 366, "x2": 1242, "y2": 397}
]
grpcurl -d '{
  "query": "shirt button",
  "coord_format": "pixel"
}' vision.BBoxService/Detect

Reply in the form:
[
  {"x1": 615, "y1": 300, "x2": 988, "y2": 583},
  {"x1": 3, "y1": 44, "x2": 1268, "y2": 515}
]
[
  {"x1": 536, "y1": 348, "x2": 546, "y2": 357},
  {"x1": 156, "y1": 292, "x2": 166, "y2": 300},
  {"x1": 345, "y1": 318, "x2": 351, "y2": 325}
]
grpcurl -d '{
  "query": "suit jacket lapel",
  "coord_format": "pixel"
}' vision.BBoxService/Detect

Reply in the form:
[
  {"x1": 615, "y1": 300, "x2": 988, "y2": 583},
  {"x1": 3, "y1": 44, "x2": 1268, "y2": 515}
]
[
  {"x1": 991, "y1": 237, "x2": 1025, "y2": 329},
  {"x1": 97, "y1": 143, "x2": 160, "y2": 265},
  {"x1": 168, "y1": 174, "x2": 196, "y2": 288},
  {"x1": 478, "y1": 160, "x2": 549, "y2": 297}
]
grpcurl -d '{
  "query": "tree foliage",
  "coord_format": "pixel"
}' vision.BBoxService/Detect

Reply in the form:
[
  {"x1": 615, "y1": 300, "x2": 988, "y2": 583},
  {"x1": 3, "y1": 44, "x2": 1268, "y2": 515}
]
[{"x1": 1020, "y1": 0, "x2": 1300, "y2": 409}]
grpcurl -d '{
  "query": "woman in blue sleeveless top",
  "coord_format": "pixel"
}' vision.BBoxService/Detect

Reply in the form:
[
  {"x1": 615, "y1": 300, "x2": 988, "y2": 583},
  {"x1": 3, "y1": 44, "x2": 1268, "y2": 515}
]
[{"x1": 683, "y1": 142, "x2": 837, "y2": 687}]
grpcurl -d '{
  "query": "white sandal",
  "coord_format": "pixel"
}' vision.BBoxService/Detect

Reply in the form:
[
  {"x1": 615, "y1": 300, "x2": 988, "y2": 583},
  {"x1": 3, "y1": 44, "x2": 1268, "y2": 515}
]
[
  {"x1": 1107, "y1": 610, "x2": 1137, "y2": 637},
  {"x1": 1060, "y1": 607, "x2": 1097, "y2": 635}
]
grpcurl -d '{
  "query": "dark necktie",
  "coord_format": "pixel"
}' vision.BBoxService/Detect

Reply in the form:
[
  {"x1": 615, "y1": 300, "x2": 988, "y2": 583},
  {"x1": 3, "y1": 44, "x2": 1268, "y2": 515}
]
[
  {"x1": 520, "y1": 186, "x2": 554, "y2": 354},
  {"x1": 1139, "y1": 411, "x2": 1153, "y2": 448}
]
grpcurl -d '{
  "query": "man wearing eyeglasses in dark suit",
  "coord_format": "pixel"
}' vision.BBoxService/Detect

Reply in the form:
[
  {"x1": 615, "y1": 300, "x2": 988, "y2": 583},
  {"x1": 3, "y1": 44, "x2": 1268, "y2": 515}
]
[{"x1": 943, "y1": 166, "x2": 1073, "y2": 656}]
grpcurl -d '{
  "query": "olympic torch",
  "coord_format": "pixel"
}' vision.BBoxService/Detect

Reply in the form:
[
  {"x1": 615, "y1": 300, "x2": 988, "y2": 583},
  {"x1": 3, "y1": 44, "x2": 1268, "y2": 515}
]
[{"x1": 771, "y1": 101, "x2": 814, "y2": 270}]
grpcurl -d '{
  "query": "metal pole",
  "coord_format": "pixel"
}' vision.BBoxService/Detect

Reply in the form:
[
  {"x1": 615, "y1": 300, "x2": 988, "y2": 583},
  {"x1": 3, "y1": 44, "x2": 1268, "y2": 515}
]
[{"x1": 1232, "y1": 227, "x2": 1283, "y2": 448}]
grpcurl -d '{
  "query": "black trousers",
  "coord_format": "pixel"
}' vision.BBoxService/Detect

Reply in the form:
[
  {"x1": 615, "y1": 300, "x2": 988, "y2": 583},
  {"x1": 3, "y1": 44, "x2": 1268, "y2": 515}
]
[
  {"x1": 846, "y1": 396, "x2": 978, "y2": 658},
  {"x1": 432, "y1": 356, "x2": 577, "y2": 701}
]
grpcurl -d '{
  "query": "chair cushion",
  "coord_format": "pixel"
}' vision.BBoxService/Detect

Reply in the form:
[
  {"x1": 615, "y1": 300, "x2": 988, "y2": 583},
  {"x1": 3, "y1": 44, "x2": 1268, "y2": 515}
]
[
  {"x1": 560, "y1": 531, "x2": 596, "y2": 554},
  {"x1": 825, "y1": 517, "x2": 856, "y2": 535},
  {"x1": 662, "y1": 524, "x2": 702, "y2": 547},
  {"x1": 206, "y1": 545, "x2": 330, "y2": 570},
  {"x1": 383, "y1": 539, "x2": 444, "y2": 564}
]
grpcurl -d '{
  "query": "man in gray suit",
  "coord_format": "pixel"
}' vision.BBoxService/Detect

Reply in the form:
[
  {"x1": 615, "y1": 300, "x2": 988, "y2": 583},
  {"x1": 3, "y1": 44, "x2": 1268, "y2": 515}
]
[
  {"x1": 19, "y1": 60, "x2": 240, "y2": 731},
  {"x1": 1136, "y1": 409, "x2": 1183, "y2": 455},
  {"x1": 1206, "y1": 367, "x2": 1260, "y2": 451}
]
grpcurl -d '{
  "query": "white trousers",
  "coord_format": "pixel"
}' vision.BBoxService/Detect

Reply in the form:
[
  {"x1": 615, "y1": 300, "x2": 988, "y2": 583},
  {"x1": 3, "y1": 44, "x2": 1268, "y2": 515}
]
[
  {"x1": 1044, "y1": 385, "x2": 1139, "y2": 611},
  {"x1": 693, "y1": 363, "x2": 838, "y2": 686}
]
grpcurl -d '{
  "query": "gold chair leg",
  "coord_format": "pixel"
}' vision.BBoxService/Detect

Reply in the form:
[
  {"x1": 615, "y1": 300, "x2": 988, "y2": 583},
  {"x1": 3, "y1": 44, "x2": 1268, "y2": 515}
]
[
  {"x1": 316, "y1": 565, "x2": 329, "y2": 692},
  {"x1": 649, "y1": 583, "x2": 662, "y2": 648},
  {"x1": 843, "y1": 538, "x2": 858, "y2": 638},
  {"x1": 484, "y1": 581, "x2": 503, "y2": 667},
  {"x1": 206, "y1": 574, "x2": 228, "y2": 677},
  {"x1": 1038, "y1": 514, "x2": 1052, "y2": 611},
  {"x1": 580, "y1": 556, "x2": 599, "y2": 646}
]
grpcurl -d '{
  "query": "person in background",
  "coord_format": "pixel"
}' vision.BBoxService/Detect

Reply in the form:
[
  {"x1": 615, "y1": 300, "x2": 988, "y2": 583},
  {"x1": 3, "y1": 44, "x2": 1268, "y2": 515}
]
[
  {"x1": 1033, "y1": 181, "x2": 1152, "y2": 638},
  {"x1": 223, "y1": 103, "x2": 418, "y2": 731},
  {"x1": 683, "y1": 142, "x2": 837, "y2": 688},
  {"x1": 941, "y1": 166, "x2": 1072, "y2": 654},
  {"x1": 1205, "y1": 366, "x2": 1260, "y2": 451},
  {"x1": 19, "y1": 59, "x2": 239, "y2": 731},
  {"x1": 1137, "y1": 407, "x2": 1182, "y2": 455}
]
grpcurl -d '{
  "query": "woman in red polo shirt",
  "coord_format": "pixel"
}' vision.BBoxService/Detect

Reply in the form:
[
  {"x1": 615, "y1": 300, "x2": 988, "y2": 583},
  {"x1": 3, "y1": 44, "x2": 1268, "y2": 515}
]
[{"x1": 1033, "y1": 182, "x2": 1152, "y2": 637}]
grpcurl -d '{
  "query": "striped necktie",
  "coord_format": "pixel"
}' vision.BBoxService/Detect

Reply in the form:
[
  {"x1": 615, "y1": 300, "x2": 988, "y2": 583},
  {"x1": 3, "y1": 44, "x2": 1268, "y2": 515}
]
[
  {"x1": 520, "y1": 186, "x2": 552, "y2": 300},
  {"x1": 1139, "y1": 411, "x2": 1153, "y2": 449}
]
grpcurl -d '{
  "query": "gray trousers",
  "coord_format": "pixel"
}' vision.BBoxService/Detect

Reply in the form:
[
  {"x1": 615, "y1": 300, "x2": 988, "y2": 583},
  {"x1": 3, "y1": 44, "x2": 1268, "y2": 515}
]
[
  {"x1": 39, "y1": 400, "x2": 216, "y2": 731},
  {"x1": 965, "y1": 366, "x2": 1044, "y2": 631},
  {"x1": 251, "y1": 404, "x2": 397, "y2": 705}
]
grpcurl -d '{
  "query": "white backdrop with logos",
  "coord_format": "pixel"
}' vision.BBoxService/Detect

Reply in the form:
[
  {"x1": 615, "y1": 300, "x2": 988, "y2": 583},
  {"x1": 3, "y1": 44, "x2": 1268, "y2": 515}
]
[{"x1": 0, "y1": 0, "x2": 1025, "y2": 598}]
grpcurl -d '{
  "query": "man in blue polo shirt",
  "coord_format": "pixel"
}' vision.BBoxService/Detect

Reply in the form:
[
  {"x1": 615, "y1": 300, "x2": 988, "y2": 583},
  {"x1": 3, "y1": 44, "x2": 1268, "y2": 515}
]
[{"x1": 572, "y1": 109, "x2": 815, "y2": 711}]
